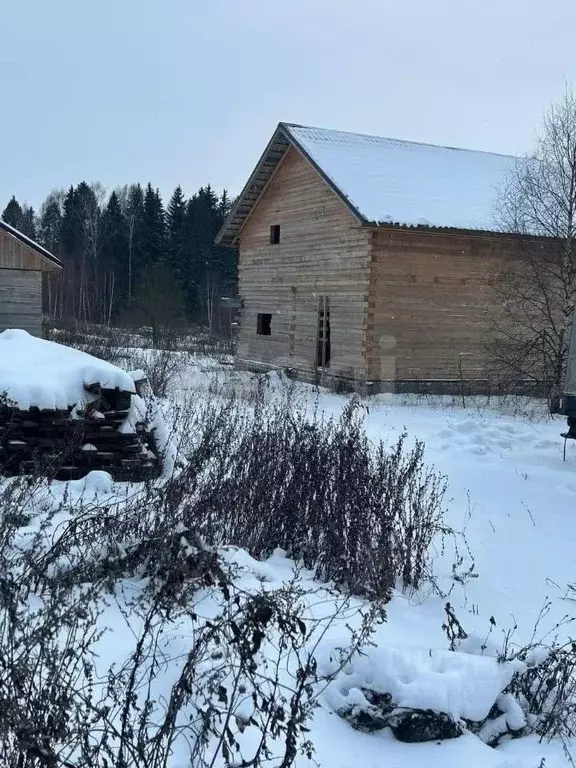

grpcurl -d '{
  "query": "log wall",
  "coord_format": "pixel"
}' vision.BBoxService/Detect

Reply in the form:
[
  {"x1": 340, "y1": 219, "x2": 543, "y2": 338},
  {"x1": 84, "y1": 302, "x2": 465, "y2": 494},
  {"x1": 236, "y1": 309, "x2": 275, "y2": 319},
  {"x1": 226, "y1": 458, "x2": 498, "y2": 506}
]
[
  {"x1": 0, "y1": 268, "x2": 43, "y2": 336},
  {"x1": 366, "y1": 228, "x2": 510, "y2": 387},
  {"x1": 237, "y1": 147, "x2": 372, "y2": 383}
]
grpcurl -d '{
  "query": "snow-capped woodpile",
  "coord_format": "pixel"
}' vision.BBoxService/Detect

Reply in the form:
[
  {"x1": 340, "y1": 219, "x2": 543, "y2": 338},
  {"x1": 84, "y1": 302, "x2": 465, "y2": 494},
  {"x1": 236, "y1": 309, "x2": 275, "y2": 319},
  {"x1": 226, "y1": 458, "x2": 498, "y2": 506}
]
[{"x1": 0, "y1": 330, "x2": 161, "y2": 481}]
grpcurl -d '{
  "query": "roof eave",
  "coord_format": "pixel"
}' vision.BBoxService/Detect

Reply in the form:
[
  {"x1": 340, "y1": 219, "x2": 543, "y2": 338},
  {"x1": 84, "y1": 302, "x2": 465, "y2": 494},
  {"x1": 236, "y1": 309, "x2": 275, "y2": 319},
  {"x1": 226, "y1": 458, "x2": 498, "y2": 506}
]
[
  {"x1": 0, "y1": 219, "x2": 62, "y2": 268},
  {"x1": 215, "y1": 122, "x2": 366, "y2": 248},
  {"x1": 361, "y1": 221, "x2": 554, "y2": 241},
  {"x1": 215, "y1": 125, "x2": 291, "y2": 247}
]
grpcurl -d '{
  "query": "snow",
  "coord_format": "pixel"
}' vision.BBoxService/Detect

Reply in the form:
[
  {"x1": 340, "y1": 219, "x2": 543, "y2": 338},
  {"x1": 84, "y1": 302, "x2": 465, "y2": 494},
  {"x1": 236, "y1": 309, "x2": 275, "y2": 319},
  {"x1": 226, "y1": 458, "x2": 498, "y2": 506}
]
[
  {"x1": 0, "y1": 329, "x2": 135, "y2": 409},
  {"x1": 6, "y1": 349, "x2": 576, "y2": 768},
  {"x1": 285, "y1": 123, "x2": 517, "y2": 232},
  {"x1": 324, "y1": 644, "x2": 518, "y2": 722}
]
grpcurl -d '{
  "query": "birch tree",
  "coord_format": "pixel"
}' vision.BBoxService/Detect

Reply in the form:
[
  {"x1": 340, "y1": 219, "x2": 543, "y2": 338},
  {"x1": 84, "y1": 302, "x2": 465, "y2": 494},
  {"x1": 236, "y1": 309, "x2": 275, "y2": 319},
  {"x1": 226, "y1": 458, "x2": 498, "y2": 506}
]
[{"x1": 490, "y1": 89, "x2": 576, "y2": 412}]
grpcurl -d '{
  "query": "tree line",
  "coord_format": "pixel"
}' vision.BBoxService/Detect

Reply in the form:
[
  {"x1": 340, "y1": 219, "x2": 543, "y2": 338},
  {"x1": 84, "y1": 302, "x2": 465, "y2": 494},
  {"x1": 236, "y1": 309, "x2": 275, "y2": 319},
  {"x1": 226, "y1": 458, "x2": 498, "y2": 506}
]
[{"x1": 2, "y1": 182, "x2": 237, "y2": 331}]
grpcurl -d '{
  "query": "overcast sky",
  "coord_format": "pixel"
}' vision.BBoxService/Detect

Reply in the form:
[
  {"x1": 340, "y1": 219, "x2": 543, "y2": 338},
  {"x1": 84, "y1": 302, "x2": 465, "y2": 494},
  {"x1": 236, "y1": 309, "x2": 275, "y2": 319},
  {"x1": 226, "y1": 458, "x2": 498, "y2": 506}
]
[{"x1": 1, "y1": 0, "x2": 575, "y2": 209}]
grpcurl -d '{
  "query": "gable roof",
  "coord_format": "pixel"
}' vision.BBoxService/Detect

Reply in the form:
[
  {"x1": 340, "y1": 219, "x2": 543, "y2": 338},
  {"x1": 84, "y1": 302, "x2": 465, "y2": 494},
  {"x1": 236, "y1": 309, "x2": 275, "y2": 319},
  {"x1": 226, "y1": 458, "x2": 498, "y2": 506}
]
[
  {"x1": 0, "y1": 219, "x2": 62, "y2": 268},
  {"x1": 216, "y1": 122, "x2": 518, "y2": 246}
]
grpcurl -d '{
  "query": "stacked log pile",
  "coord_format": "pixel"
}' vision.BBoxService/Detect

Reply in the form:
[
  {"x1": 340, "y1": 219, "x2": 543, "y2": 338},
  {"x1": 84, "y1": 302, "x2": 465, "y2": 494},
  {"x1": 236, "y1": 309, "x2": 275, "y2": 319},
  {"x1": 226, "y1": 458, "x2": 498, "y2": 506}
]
[{"x1": 0, "y1": 382, "x2": 161, "y2": 482}]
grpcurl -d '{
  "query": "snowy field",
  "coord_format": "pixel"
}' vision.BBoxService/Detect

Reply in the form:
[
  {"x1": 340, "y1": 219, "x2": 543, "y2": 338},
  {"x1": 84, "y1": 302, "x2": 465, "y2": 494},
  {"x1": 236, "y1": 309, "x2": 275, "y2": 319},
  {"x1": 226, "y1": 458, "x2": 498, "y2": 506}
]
[
  {"x1": 4, "y1": 349, "x2": 576, "y2": 768},
  {"x1": 171, "y1": 358, "x2": 576, "y2": 767}
]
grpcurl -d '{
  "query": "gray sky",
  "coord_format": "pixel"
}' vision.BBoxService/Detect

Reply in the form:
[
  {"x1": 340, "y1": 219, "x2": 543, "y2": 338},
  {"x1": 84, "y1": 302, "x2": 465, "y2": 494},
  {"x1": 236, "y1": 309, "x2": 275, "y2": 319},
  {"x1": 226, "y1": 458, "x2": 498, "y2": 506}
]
[{"x1": 1, "y1": 0, "x2": 575, "y2": 210}]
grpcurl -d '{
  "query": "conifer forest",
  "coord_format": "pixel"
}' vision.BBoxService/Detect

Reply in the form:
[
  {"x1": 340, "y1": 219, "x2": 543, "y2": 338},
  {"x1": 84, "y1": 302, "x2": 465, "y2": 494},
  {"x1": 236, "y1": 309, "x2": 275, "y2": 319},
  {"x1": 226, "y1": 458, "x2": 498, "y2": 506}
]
[{"x1": 2, "y1": 183, "x2": 237, "y2": 333}]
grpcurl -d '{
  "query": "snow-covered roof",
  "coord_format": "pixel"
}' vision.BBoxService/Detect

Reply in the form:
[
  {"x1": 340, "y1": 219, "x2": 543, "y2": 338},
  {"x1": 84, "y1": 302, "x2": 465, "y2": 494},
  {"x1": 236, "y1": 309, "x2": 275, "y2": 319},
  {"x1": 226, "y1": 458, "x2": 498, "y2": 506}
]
[
  {"x1": 0, "y1": 329, "x2": 135, "y2": 410},
  {"x1": 216, "y1": 122, "x2": 518, "y2": 246},
  {"x1": 285, "y1": 124, "x2": 516, "y2": 231},
  {"x1": 0, "y1": 219, "x2": 61, "y2": 268}
]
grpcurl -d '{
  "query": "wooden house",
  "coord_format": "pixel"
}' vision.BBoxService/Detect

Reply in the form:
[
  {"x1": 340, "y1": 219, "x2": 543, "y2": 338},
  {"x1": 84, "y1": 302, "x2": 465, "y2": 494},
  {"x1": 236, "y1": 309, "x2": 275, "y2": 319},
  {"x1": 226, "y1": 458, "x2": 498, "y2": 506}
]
[
  {"x1": 216, "y1": 123, "x2": 519, "y2": 394},
  {"x1": 0, "y1": 219, "x2": 61, "y2": 336}
]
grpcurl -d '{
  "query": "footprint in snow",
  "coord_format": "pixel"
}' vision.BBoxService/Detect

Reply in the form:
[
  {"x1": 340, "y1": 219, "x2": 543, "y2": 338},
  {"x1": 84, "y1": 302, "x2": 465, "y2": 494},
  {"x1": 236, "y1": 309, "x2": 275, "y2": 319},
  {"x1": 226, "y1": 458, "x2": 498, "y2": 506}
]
[
  {"x1": 496, "y1": 423, "x2": 520, "y2": 435},
  {"x1": 452, "y1": 419, "x2": 479, "y2": 434},
  {"x1": 533, "y1": 439, "x2": 556, "y2": 450}
]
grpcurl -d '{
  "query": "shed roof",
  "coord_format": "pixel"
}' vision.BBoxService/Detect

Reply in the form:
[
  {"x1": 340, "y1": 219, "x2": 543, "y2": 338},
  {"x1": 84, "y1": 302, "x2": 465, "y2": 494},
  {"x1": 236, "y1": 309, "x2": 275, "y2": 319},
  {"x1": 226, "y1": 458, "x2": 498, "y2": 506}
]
[
  {"x1": 216, "y1": 122, "x2": 518, "y2": 246},
  {"x1": 0, "y1": 219, "x2": 62, "y2": 269}
]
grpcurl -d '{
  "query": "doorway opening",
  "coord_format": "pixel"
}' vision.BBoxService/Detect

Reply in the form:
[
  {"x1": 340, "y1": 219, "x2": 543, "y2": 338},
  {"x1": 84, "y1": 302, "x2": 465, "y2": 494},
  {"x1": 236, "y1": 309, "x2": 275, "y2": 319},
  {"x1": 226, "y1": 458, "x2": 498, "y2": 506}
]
[{"x1": 316, "y1": 296, "x2": 331, "y2": 370}]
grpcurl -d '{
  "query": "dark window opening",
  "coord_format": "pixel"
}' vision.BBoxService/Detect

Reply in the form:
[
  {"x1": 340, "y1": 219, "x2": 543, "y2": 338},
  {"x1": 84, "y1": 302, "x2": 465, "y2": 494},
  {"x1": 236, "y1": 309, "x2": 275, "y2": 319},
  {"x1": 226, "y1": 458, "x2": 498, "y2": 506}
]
[
  {"x1": 270, "y1": 225, "x2": 281, "y2": 244},
  {"x1": 257, "y1": 313, "x2": 272, "y2": 336},
  {"x1": 317, "y1": 298, "x2": 331, "y2": 369}
]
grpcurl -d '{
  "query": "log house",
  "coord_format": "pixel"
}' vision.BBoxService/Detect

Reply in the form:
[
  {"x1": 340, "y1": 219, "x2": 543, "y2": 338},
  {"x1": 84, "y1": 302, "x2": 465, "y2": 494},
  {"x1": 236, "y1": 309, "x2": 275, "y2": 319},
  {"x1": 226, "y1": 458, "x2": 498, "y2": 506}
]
[{"x1": 216, "y1": 123, "x2": 524, "y2": 393}]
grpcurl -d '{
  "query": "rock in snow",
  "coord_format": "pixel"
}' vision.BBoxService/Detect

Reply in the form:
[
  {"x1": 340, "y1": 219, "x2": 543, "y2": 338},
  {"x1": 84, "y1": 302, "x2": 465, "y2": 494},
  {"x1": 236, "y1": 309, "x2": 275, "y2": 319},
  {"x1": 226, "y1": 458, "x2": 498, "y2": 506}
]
[{"x1": 388, "y1": 708, "x2": 463, "y2": 742}]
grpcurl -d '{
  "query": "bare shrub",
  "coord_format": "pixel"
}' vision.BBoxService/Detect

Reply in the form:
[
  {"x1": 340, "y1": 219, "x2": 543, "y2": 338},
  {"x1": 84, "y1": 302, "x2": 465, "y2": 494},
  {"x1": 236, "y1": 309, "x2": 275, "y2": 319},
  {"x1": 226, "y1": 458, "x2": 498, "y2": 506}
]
[
  {"x1": 497, "y1": 605, "x2": 576, "y2": 746},
  {"x1": 0, "y1": 381, "x2": 452, "y2": 764},
  {"x1": 444, "y1": 601, "x2": 576, "y2": 754},
  {"x1": 0, "y1": 482, "x2": 105, "y2": 766},
  {"x1": 157, "y1": 392, "x2": 448, "y2": 599},
  {"x1": 128, "y1": 348, "x2": 187, "y2": 398},
  {"x1": 44, "y1": 320, "x2": 135, "y2": 365},
  {"x1": 0, "y1": 475, "x2": 385, "y2": 767},
  {"x1": 507, "y1": 642, "x2": 576, "y2": 741}
]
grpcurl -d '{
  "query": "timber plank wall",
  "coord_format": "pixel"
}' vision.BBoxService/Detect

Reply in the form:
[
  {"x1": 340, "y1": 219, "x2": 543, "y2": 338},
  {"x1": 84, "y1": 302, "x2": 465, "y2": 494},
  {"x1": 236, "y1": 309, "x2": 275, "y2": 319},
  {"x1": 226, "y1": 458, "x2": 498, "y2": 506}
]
[
  {"x1": 0, "y1": 268, "x2": 42, "y2": 336},
  {"x1": 0, "y1": 229, "x2": 59, "y2": 272},
  {"x1": 237, "y1": 147, "x2": 372, "y2": 383},
  {"x1": 0, "y1": 228, "x2": 57, "y2": 337},
  {"x1": 366, "y1": 228, "x2": 511, "y2": 387}
]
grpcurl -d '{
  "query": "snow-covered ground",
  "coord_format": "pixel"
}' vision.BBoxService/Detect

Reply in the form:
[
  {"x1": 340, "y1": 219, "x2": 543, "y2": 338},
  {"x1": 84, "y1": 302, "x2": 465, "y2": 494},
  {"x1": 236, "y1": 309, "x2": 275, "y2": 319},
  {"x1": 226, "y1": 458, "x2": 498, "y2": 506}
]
[
  {"x1": 176, "y1": 359, "x2": 576, "y2": 640},
  {"x1": 169, "y1": 358, "x2": 576, "y2": 767},
  {"x1": 4, "y1": 350, "x2": 576, "y2": 767}
]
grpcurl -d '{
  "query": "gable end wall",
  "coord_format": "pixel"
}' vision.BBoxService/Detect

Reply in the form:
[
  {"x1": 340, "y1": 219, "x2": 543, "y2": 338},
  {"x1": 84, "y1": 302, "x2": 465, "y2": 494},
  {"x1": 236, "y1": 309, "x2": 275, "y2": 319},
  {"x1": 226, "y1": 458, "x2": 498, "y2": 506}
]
[
  {"x1": 0, "y1": 229, "x2": 60, "y2": 272},
  {"x1": 236, "y1": 147, "x2": 372, "y2": 382}
]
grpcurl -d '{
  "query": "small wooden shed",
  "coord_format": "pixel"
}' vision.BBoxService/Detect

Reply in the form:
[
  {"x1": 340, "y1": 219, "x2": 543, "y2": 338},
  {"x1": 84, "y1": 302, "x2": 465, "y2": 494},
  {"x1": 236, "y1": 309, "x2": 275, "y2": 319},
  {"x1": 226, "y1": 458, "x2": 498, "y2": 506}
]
[
  {"x1": 0, "y1": 219, "x2": 61, "y2": 336},
  {"x1": 216, "y1": 123, "x2": 521, "y2": 394}
]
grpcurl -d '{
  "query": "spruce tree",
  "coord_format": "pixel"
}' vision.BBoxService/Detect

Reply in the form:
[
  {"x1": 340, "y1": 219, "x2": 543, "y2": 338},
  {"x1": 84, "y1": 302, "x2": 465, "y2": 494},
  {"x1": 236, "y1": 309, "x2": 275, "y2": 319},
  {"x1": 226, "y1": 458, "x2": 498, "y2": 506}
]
[
  {"x1": 166, "y1": 185, "x2": 187, "y2": 274},
  {"x1": 39, "y1": 195, "x2": 63, "y2": 254},
  {"x1": 141, "y1": 183, "x2": 166, "y2": 265},
  {"x1": 21, "y1": 206, "x2": 37, "y2": 239},
  {"x1": 2, "y1": 196, "x2": 24, "y2": 230},
  {"x1": 216, "y1": 189, "x2": 237, "y2": 292},
  {"x1": 101, "y1": 191, "x2": 129, "y2": 316}
]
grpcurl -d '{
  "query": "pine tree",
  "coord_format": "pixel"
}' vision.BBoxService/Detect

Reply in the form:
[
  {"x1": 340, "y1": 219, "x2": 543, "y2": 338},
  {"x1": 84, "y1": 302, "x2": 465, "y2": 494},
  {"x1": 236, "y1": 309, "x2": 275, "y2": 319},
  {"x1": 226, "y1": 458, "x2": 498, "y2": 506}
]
[{"x1": 2, "y1": 196, "x2": 24, "y2": 230}]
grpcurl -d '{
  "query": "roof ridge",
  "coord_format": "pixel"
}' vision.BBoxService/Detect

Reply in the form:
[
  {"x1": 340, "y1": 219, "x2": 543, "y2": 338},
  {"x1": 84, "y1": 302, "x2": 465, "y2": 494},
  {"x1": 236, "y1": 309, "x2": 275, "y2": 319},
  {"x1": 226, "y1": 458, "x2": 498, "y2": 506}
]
[{"x1": 280, "y1": 122, "x2": 517, "y2": 161}]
